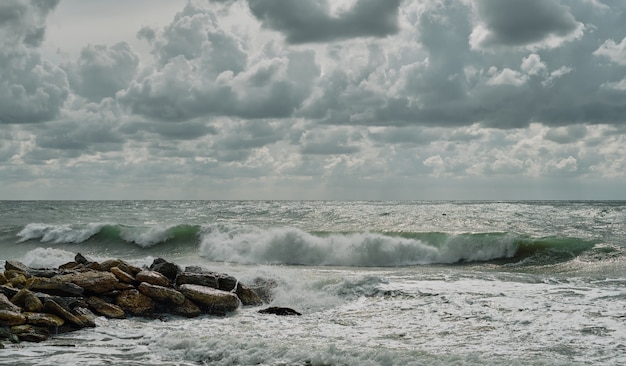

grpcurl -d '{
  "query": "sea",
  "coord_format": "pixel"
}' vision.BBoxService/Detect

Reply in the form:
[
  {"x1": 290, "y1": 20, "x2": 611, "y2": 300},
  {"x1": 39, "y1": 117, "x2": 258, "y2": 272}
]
[{"x1": 0, "y1": 200, "x2": 625, "y2": 365}]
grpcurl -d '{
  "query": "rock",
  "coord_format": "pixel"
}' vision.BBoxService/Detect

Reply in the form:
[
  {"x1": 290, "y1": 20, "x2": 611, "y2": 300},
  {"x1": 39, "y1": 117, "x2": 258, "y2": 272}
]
[
  {"x1": 0, "y1": 273, "x2": 6, "y2": 285},
  {"x1": 135, "y1": 270, "x2": 169, "y2": 287},
  {"x1": 11, "y1": 325, "x2": 49, "y2": 342},
  {"x1": 75, "y1": 253, "x2": 94, "y2": 265},
  {"x1": 138, "y1": 282, "x2": 185, "y2": 305},
  {"x1": 0, "y1": 310, "x2": 26, "y2": 326},
  {"x1": 116, "y1": 289, "x2": 154, "y2": 316},
  {"x1": 26, "y1": 277, "x2": 85, "y2": 297},
  {"x1": 175, "y1": 272, "x2": 219, "y2": 288},
  {"x1": 10, "y1": 289, "x2": 43, "y2": 312},
  {"x1": 249, "y1": 278, "x2": 278, "y2": 303},
  {"x1": 99, "y1": 259, "x2": 142, "y2": 276},
  {"x1": 0, "y1": 293, "x2": 21, "y2": 312},
  {"x1": 236, "y1": 283, "x2": 263, "y2": 306},
  {"x1": 113, "y1": 282, "x2": 135, "y2": 291},
  {"x1": 86, "y1": 296, "x2": 126, "y2": 319},
  {"x1": 5, "y1": 261, "x2": 30, "y2": 273},
  {"x1": 42, "y1": 300, "x2": 85, "y2": 328},
  {"x1": 149, "y1": 258, "x2": 182, "y2": 282},
  {"x1": 171, "y1": 298, "x2": 202, "y2": 318},
  {"x1": 178, "y1": 284, "x2": 240, "y2": 314},
  {"x1": 110, "y1": 267, "x2": 135, "y2": 284},
  {"x1": 182, "y1": 266, "x2": 238, "y2": 292},
  {"x1": 258, "y1": 307, "x2": 302, "y2": 316},
  {"x1": 24, "y1": 312, "x2": 65, "y2": 327},
  {"x1": 73, "y1": 307, "x2": 97, "y2": 328},
  {"x1": 27, "y1": 268, "x2": 59, "y2": 278},
  {"x1": 6, "y1": 272, "x2": 27, "y2": 288},
  {"x1": 0, "y1": 285, "x2": 19, "y2": 298},
  {"x1": 0, "y1": 326, "x2": 20, "y2": 343},
  {"x1": 54, "y1": 270, "x2": 119, "y2": 294},
  {"x1": 59, "y1": 261, "x2": 81, "y2": 270}
]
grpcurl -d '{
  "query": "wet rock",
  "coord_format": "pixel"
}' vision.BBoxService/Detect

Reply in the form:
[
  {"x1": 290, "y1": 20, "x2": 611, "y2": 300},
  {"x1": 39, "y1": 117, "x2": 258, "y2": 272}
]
[
  {"x1": 236, "y1": 283, "x2": 263, "y2": 306},
  {"x1": 175, "y1": 272, "x2": 219, "y2": 288},
  {"x1": 116, "y1": 289, "x2": 154, "y2": 316},
  {"x1": 59, "y1": 261, "x2": 81, "y2": 270},
  {"x1": 0, "y1": 310, "x2": 26, "y2": 326},
  {"x1": 28, "y1": 269, "x2": 59, "y2": 278},
  {"x1": 136, "y1": 270, "x2": 169, "y2": 287},
  {"x1": 73, "y1": 307, "x2": 97, "y2": 328},
  {"x1": 100, "y1": 259, "x2": 141, "y2": 276},
  {"x1": 54, "y1": 270, "x2": 118, "y2": 294},
  {"x1": 171, "y1": 298, "x2": 202, "y2": 318},
  {"x1": 11, "y1": 324, "x2": 49, "y2": 342},
  {"x1": 0, "y1": 285, "x2": 19, "y2": 298},
  {"x1": 0, "y1": 273, "x2": 6, "y2": 285},
  {"x1": 5, "y1": 261, "x2": 30, "y2": 274},
  {"x1": 75, "y1": 253, "x2": 94, "y2": 265},
  {"x1": 110, "y1": 266, "x2": 135, "y2": 284},
  {"x1": 249, "y1": 278, "x2": 278, "y2": 303},
  {"x1": 11, "y1": 289, "x2": 43, "y2": 312},
  {"x1": 149, "y1": 258, "x2": 182, "y2": 282},
  {"x1": 24, "y1": 312, "x2": 65, "y2": 327},
  {"x1": 258, "y1": 307, "x2": 302, "y2": 316},
  {"x1": 86, "y1": 296, "x2": 126, "y2": 319},
  {"x1": 26, "y1": 277, "x2": 85, "y2": 297},
  {"x1": 6, "y1": 272, "x2": 27, "y2": 288},
  {"x1": 113, "y1": 282, "x2": 135, "y2": 291},
  {"x1": 42, "y1": 300, "x2": 85, "y2": 328},
  {"x1": 178, "y1": 284, "x2": 240, "y2": 314},
  {"x1": 1, "y1": 293, "x2": 21, "y2": 312},
  {"x1": 138, "y1": 282, "x2": 185, "y2": 305}
]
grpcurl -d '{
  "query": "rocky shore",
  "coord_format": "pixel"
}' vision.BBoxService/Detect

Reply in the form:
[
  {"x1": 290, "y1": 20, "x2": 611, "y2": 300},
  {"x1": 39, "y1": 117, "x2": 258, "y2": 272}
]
[{"x1": 1, "y1": 253, "x2": 298, "y2": 346}]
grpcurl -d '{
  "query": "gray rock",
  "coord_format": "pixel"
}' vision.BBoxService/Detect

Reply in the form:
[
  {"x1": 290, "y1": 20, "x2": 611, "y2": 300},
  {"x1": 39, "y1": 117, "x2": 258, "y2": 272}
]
[{"x1": 178, "y1": 284, "x2": 240, "y2": 314}]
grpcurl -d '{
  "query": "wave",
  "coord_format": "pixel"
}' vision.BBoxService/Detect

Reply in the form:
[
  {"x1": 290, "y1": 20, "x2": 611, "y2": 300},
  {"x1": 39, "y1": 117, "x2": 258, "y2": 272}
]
[
  {"x1": 16, "y1": 222, "x2": 201, "y2": 248},
  {"x1": 13, "y1": 222, "x2": 600, "y2": 267},
  {"x1": 197, "y1": 224, "x2": 598, "y2": 267}
]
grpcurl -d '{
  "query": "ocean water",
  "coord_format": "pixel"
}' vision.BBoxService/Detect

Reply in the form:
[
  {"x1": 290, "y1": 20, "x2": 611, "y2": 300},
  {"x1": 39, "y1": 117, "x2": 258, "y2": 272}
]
[{"x1": 1, "y1": 200, "x2": 625, "y2": 365}]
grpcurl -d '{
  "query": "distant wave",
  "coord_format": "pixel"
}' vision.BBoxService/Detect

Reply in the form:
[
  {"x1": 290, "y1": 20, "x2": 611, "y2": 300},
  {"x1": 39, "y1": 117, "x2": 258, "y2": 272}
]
[
  {"x1": 16, "y1": 222, "x2": 201, "y2": 248},
  {"x1": 15, "y1": 222, "x2": 599, "y2": 267}
]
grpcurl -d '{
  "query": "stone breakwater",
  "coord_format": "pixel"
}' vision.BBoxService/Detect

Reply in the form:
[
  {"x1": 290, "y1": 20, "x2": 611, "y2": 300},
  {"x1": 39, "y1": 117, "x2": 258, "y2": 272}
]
[{"x1": 1, "y1": 253, "x2": 295, "y2": 346}]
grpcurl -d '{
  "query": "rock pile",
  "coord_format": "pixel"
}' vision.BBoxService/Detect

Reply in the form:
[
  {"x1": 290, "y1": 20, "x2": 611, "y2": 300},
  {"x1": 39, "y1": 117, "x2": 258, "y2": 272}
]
[{"x1": 0, "y1": 253, "x2": 271, "y2": 345}]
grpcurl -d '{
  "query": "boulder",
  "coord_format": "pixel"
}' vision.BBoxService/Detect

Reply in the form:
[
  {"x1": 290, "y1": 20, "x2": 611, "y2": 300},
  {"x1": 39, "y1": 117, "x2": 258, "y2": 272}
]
[
  {"x1": 149, "y1": 258, "x2": 182, "y2": 282},
  {"x1": 258, "y1": 307, "x2": 302, "y2": 316},
  {"x1": 171, "y1": 298, "x2": 202, "y2": 318},
  {"x1": 27, "y1": 269, "x2": 59, "y2": 278},
  {"x1": 10, "y1": 325, "x2": 49, "y2": 342},
  {"x1": 182, "y1": 266, "x2": 238, "y2": 291},
  {"x1": 4, "y1": 261, "x2": 30, "y2": 274},
  {"x1": 236, "y1": 283, "x2": 263, "y2": 306},
  {"x1": 175, "y1": 272, "x2": 219, "y2": 288},
  {"x1": 24, "y1": 312, "x2": 65, "y2": 327},
  {"x1": 59, "y1": 261, "x2": 81, "y2": 270},
  {"x1": 6, "y1": 272, "x2": 27, "y2": 288},
  {"x1": 11, "y1": 289, "x2": 43, "y2": 312},
  {"x1": 135, "y1": 270, "x2": 169, "y2": 287},
  {"x1": 54, "y1": 270, "x2": 118, "y2": 294},
  {"x1": 87, "y1": 296, "x2": 126, "y2": 319},
  {"x1": 110, "y1": 266, "x2": 135, "y2": 284},
  {"x1": 137, "y1": 282, "x2": 185, "y2": 305},
  {"x1": 0, "y1": 293, "x2": 21, "y2": 312},
  {"x1": 0, "y1": 310, "x2": 26, "y2": 326},
  {"x1": 0, "y1": 285, "x2": 19, "y2": 298},
  {"x1": 42, "y1": 300, "x2": 85, "y2": 328},
  {"x1": 73, "y1": 307, "x2": 97, "y2": 328},
  {"x1": 26, "y1": 277, "x2": 85, "y2": 297},
  {"x1": 100, "y1": 259, "x2": 142, "y2": 276},
  {"x1": 249, "y1": 278, "x2": 278, "y2": 303},
  {"x1": 116, "y1": 289, "x2": 154, "y2": 316},
  {"x1": 178, "y1": 284, "x2": 240, "y2": 314},
  {"x1": 75, "y1": 253, "x2": 94, "y2": 265},
  {"x1": 0, "y1": 273, "x2": 6, "y2": 285}
]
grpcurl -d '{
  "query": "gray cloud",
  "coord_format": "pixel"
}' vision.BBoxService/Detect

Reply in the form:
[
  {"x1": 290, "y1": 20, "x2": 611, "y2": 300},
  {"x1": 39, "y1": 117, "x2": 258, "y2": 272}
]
[
  {"x1": 248, "y1": 0, "x2": 402, "y2": 44},
  {"x1": 65, "y1": 42, "x2": 139, "y2": 102},
  {"x1": 472, "y1": 0, "x2": 582, "y2": 49}
]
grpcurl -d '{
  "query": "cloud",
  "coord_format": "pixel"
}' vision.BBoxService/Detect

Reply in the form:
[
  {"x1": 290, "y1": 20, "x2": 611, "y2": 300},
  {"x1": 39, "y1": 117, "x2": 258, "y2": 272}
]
[
  {"x1": 248, "y1": 0, "x2": 402, "y2": 44},
  {"x1": 470, "y1": 0, "x2": 584, "y2": 50},
  {"x1": 0, "y1": 0, "x2": 68, "y2": 124},
  {"x1": 593, "y1": 36, "x2": 626, "y2": 65},
  {"x1": 65, "y1": 42, "x2": 139, "y2": 102}
]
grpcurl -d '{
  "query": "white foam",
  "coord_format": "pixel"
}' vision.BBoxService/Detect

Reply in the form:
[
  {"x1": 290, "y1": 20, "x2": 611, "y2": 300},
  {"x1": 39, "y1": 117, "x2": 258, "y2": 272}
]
[
  {"x1": 198, "y1": 224, "x2": 518, "y2": 266},
  {"x1": 20, "y1": 247, "x2": 77, "y2": 268},
  {"x1": 118, "y1": 226, "x2": 175, "y2": 248}
]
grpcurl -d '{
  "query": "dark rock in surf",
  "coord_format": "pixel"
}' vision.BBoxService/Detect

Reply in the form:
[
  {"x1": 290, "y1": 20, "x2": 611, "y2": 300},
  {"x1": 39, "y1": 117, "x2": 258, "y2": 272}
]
[
  {"x1": 258, "y1": 307, "x2": 302, "y2": 316},
  {"x1": 26, "y1": 277, "x2": 85, "y2": 297},
  {"x1": 4, "y1": 261, "x2": 30, "y2": 274},
  {"x1": 0, "y1": 310, "x2": 26, "y2": 326},
  {"x1": 42, "y1": 300, "x2": 85, "y2": 328},
  {"x1": 0, "y1": 293, "x2": 21, "y2": 313},
  {"x1": 24, "y1": 312, "x2": 64, "y2": 327},
  {"x1": 236, "y1": 283, "x2": 263, "y2": 306},
  {"x1": 149, "y1": 258, "x2": 182, "y2": 282},
  {"x1": 171, "y1": 298, "x2": 202, "y2": 318},
  {"x1": 10, "y1": 324, "x2": 49, "y2": 342},
  {"x1": 110, "y1": 266, "x2": 135, "y2": 284},
  {"x1": 75, "y1": 253, "x2": 94, "y2": 265},
  {"x1": 10, "y1": 289, "x2": 43, "y2": 312},
  {"x1": 53, "y1": 270, "x2": 119, "y2": 294},
  {"x1": 175, "y1": 272, "x2": 219, "y2": 289}
]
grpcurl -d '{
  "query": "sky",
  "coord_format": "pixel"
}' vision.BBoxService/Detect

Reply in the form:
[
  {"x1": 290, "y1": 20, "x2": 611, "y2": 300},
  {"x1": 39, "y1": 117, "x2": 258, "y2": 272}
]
[{"x1": 1, "y1": 0, "x2": 626, "y2": 200}]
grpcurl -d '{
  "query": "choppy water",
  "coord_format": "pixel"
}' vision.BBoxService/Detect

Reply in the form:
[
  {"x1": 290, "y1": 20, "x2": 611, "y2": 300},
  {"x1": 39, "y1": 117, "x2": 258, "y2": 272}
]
[{"x1": 1, "y1": 200, "x2": 625, "y2": 365}]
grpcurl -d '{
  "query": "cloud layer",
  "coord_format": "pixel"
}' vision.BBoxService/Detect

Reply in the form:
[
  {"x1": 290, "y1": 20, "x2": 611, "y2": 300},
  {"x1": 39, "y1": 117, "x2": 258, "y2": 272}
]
[{"x1": 1, "y1": 0, "x2": 626, "y2": 199}]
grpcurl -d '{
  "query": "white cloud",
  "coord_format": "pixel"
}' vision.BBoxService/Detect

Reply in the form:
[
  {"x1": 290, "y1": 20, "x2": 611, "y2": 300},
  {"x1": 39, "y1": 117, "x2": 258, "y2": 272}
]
[{"x1": 593, "y1": 36, "x2": 626, "y2": 65}]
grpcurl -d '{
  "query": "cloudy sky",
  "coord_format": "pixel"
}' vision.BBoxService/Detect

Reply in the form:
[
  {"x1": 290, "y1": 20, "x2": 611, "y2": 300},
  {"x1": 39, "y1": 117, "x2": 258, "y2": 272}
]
[{"x1": 1, "y1": 0, "x2": 626, "y2": 200}]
